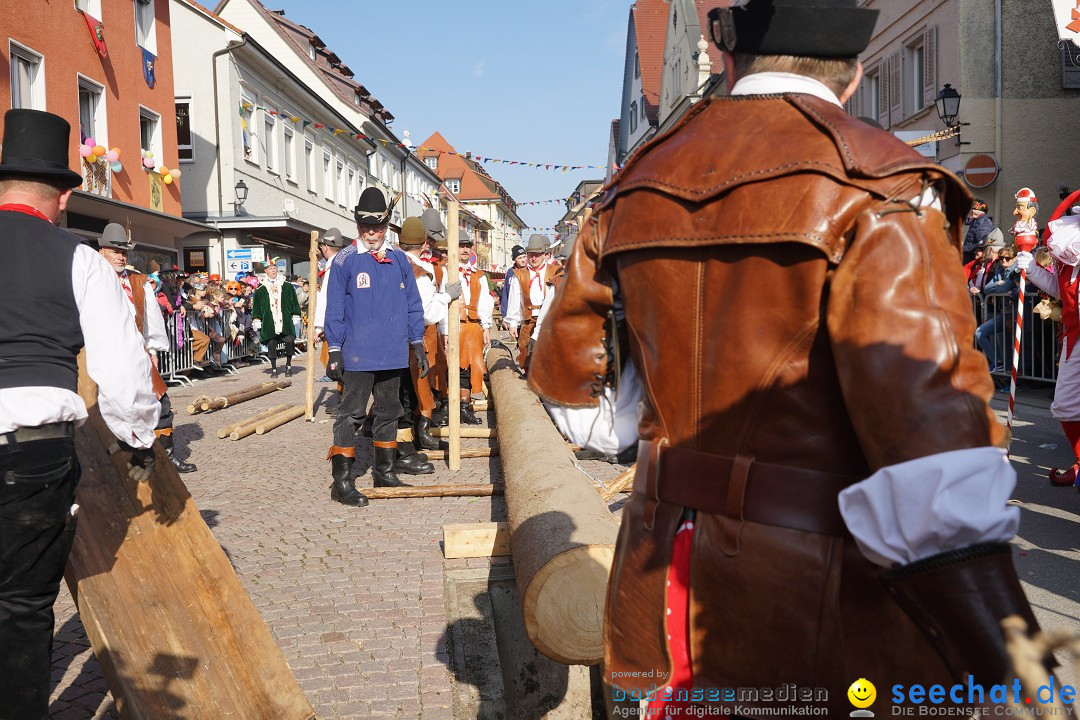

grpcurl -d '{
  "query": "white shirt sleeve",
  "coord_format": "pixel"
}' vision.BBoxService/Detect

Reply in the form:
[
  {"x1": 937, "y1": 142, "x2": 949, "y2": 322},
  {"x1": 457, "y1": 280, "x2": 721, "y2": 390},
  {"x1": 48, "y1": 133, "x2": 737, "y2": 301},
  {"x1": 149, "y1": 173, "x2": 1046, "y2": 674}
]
[
  {"x1": 478, "y1": 276, "x2": 494, "y2": 329},
  {"x1": 417, "y1": 273, "x2": 450, "y2": 327},
  {"x1": 437, "y1": 272, "x2": 450, "y2": 336},
  {"x1": 314, "y1": 277, "x2": 328, "y2": 332},
  {"x1": 535, "y1": 290, "x2": 555, "y2": 334},
  {"x1": 142, "y1": 281, "x2": 169, "y2": 353},
  {"x1": 504, "y1": 274, "x2": 522, "y2": 328},
  {"x1": 545, "y1": 357, "x2": 642, "y2": 455},
  {"x1": 837, "y1": 447, "x2": 1020, "y2": 567},
  {"x1": 1024, "y1": 262, "x2": 1061, "y2": 298},
  {"x1": 73, "y1": 245, "x2": 160, "y2": 448}
]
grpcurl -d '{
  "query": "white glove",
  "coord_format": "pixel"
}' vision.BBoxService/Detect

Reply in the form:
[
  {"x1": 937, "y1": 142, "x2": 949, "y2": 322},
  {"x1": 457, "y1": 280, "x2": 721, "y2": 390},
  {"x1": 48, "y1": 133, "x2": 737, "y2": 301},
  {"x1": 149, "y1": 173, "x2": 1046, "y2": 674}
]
[
  {"x1": 252, "y1": 319, "x2": 262, "y2": 331},
  {"x1": 1015, "y1": 251, "x2": 1034, "y2": 271}
]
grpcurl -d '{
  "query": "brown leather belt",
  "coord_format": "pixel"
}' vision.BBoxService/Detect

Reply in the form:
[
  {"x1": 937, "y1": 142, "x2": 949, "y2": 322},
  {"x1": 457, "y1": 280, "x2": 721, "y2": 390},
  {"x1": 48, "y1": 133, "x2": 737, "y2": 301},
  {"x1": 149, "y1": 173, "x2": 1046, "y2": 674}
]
[
  {"x1": 0, "y1": 421, "x2": 75, "y2": 450},
  {"x1": 633, "y1": 440, "x2": 856, "y2": 538}
]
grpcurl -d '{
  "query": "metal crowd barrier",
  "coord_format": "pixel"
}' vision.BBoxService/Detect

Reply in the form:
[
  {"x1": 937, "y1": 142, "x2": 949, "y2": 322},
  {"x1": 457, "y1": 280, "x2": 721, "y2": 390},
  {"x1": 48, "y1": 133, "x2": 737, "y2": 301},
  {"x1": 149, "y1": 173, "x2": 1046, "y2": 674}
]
[{"x1": 971, "y1": 293, "x2": 1060, "y2": 383}]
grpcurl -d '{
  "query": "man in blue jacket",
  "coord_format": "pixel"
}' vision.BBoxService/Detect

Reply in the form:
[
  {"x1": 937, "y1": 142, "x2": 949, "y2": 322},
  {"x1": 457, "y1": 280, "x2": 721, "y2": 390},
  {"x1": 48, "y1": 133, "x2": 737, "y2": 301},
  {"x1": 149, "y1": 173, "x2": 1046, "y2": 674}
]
[{"x1": 324, "y1": 188, "x2": 427, "y2": 506}]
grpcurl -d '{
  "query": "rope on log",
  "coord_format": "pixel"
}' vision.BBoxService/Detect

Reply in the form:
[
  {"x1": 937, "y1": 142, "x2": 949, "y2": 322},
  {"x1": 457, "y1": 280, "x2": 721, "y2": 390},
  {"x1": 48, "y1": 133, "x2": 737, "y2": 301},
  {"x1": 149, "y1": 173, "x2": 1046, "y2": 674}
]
[{"x1": 486, "y1": 343, "x2": 619, "y2": 665}]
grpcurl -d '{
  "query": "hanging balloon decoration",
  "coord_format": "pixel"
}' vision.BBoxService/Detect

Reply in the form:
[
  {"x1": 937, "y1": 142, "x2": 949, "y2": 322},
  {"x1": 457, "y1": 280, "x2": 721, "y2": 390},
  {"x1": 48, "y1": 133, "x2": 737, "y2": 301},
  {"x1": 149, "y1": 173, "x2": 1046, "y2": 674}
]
[{"x1": 79, "y1": 140, "x2": 124, "y2": 176}]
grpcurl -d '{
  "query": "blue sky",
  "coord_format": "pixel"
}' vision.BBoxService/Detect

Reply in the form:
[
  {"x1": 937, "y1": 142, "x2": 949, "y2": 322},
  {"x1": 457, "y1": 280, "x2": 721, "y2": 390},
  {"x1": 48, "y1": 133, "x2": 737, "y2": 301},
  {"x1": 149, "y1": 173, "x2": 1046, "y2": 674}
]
[{"x1": 267, "y1": 0, "x2": 630, "y2": 233}]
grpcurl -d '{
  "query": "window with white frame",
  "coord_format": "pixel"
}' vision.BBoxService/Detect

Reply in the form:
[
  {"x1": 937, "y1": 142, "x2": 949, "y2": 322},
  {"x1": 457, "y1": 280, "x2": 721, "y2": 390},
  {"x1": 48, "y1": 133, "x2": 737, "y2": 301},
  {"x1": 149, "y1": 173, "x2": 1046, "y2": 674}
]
[
  {"x1": 446, "y1": 178, "x2": 461, "y2": 194},
  {"x1": 336, "y1": 156, "x2": 346, "y2": 207},
  {"x1": 76, "y1": 0, "x2": 103, "y2": 16},
  {"x1": 175, "y1": 97, "x2": 193, "y2": 162},
  {"x1": 323, "y1": 149, "x2": 334, "y2": 201},
  {"x1": 424, "y1": 156, "x2": 437, "y2": 170},
  {"x1": 283, "y1": 124, "x2": 295, "y2": 181},
  {"x1": 9, "y1": 42, "x2": 44, "y2": 110},
  {"x1": 862, "y1": 68, "x2": 881, "y2": 124},
  {"x1": 240, "y1": 94, "x2": 256, "y2": 162},
  {"x1": 347, "y1": 162, "x2": 356, "y2": 207},
  {"x1": 904, "y1": 40, "x2": 926, "y2": 116},
  {"x1": 139, "y1": 106, "x2": 162, "y2": 170},
  {"x1": 134, "y1": 0, "x2": 157, "y2": 55},
  {"x1": 304, "y1": 134, "x2": 316, "y2": 192},
  {"x1": 78, "y1": 76, "x2": 106, "y2": 145},
  {"x1": 263, "y1": 110, "x2": 277, "y2": 173}
]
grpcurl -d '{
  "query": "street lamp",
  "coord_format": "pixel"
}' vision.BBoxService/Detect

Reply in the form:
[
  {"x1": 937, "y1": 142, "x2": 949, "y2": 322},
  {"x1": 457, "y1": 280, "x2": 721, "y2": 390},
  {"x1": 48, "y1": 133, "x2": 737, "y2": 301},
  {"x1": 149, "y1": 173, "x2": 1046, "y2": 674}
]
[
  {"x1": 234, "y1": 179, "x2": 249, "y2": 209},
  {"x1": 935, "y1": 84, "x2": 970, "y2": 147}
]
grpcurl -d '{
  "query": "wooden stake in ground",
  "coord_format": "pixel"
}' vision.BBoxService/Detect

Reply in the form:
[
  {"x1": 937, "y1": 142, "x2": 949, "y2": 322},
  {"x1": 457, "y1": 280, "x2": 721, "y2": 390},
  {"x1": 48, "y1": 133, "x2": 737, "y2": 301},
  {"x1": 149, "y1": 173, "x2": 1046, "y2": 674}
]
[
  {"x1": 196, "y1": 380, "x2": 291, "y2": 412},
  {"x1": 216, "y1": 403, "x2": 291, "y2": 439},
  {"x1": 255, "y1": 405, "x2": 305, "y2": 435},
  {"x1": 305, "y1": 230, "x2": 318, "y2": 421},
  {"x1": 68, "y1": 354, "x2": 315, "y2": 718},
  {"x1": 447, "y1": 201, "x2": 462, "y2": 471},
  {"x1": 486, "y1": 343, "x2": 619, "y2": 665},
  {"x1": 363, "y1": 484, "x2": 504, "y2": 499}
]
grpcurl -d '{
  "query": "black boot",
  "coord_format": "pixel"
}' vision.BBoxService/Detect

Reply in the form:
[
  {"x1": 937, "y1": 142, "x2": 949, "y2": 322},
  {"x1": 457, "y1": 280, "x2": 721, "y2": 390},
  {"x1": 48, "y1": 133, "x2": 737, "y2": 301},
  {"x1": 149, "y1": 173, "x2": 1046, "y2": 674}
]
[
  {"x1": 329, "y1": 455, "x2": 368, "y2": 507},
  {"x1": 395, "y1": 437, "x2": 433, "y2": 475},
  {"x1": 431, "y1": 396, "x2": 448, "y2": 427},
  {"x1": 415, "y1": 416, "x2": 441, "y2": 451},
  {"x1": 372, "y1": 446, "x2": 411, "y2": 487},
  {"x1": 160, "y1": 435, "x2": 197, "y2": 473},
  {"x1": 284, "y1": 364, "x2": 293, "y2": 378},
  {"x1": 270, "y1": 366, "x2": 279, "y2": 379},
  {"x1": 460, "y1": 400, "x2": 483, "y2": 426}
]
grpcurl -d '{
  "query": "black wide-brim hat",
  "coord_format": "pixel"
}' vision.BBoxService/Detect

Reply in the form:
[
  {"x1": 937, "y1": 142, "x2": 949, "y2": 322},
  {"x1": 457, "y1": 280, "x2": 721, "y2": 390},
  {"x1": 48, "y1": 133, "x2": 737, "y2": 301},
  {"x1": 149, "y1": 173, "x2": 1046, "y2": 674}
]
[
  {"x1": 707, "y1": 0, "x2": 879, "y2": 58},
  {"x1": 0, "y1": 109, "x2": 84, "y2": 187},
  {"x1": 354, "y1": 187, "x2": 391, "y2": 226}
]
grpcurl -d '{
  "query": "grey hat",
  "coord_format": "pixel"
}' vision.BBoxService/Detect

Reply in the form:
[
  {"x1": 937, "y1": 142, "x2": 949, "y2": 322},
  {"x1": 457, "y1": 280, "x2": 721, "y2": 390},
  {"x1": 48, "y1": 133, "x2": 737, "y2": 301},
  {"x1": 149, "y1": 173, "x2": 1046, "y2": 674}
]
[
  {"x1": 526, "y1": 234, "x2": 550, "y2": 253},
  {"x1": 985, "y1": 227, "x2": 1005, "y2": 250},
  {"x1": 420, "y1": 208, "x2": 446, "y2": 243},
  {"x1": 319, "y1": 226, "x2": 348, "y2": 248},
  {"x1": 99, "y1": 223, "x2": 133, "y2": 250},
  {"x1": 558, "y1": 233, "x2": 577, "y2": 260}
]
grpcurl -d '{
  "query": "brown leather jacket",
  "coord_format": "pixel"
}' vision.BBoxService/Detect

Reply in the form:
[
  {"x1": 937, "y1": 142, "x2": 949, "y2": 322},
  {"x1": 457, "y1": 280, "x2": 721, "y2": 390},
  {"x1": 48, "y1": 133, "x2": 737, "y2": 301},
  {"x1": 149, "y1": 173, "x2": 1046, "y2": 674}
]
[{"x1": 529, "y1": 93, "x2": 1032, "y2": 712}]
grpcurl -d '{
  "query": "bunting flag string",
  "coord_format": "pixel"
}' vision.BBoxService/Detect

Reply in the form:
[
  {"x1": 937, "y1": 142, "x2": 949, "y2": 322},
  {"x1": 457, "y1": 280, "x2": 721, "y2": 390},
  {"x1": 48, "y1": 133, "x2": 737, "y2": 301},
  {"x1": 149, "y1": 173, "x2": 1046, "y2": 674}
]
[{"x1": 239, "y1": 101, "x2": 603, "y2": 172}]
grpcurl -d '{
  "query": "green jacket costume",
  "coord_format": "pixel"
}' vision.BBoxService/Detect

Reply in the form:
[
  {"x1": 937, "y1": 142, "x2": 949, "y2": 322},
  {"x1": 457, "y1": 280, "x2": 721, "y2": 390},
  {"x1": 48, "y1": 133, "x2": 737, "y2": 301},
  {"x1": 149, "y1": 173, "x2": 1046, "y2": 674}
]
[{"x1": 252, "y1": 280, "x2": 302, "y2": 343}]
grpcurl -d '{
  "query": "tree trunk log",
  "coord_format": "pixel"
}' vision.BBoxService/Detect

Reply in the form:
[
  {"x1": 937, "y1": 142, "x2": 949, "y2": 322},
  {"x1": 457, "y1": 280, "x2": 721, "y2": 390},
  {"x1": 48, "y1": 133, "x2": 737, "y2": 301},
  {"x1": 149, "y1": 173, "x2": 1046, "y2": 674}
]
[
  {"x1": 430, "y1": 427, "x2": 496, "y2": 439},
  {"x1": 254, "y1": 406, "x2": 305, "y2": 435},
  {"x1": 198, "y1": 381, "x2": 291, "y2": 412},
  {"x1": 187, "y1": 395, "x2": 212, "y2": 414},
  {"x1": 363, "y1": 484, "x2": 503, "y2": 499},
  {"x1": 486, "y1": 343, "x2": 619, "y2": 665},
  {"x1": 216, "y1": 404, "x2": 291, "y2": 439},
  {"x1": 419, "y1": 447, "x2": 498, "y2": 460}
]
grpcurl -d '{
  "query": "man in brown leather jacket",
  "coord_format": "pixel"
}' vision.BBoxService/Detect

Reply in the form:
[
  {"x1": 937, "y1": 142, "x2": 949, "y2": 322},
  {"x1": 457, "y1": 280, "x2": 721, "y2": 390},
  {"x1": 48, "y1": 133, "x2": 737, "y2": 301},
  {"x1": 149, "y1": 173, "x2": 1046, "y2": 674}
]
[{"x1": 529, "y1": 1, "x2": 1040, "y2": 715}]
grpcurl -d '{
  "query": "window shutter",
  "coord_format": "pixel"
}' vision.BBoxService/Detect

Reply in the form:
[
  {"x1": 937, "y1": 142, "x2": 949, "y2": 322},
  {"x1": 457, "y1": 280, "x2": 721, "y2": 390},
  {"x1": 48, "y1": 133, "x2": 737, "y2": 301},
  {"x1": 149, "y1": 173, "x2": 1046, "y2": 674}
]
[
  {"x1": 889, "y1": 51, "x2": 902, "y2": 123},
  {"x1": 877, "y1": 67, "x2": 889, "y2": 128},
  {"x1": 922, "y1": 26, "x2": 938, "y2": 109}
]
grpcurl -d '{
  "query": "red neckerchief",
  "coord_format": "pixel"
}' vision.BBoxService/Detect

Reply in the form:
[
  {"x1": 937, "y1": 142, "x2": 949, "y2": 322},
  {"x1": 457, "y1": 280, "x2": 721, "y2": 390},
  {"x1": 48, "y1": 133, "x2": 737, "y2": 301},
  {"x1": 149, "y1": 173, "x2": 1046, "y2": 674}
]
[
  {"x1": 368, "y1": 249, "x2": 393, "y2": 264},
  {"x1": 0, "y1": 203, "x2": 52, "y2": 223}
]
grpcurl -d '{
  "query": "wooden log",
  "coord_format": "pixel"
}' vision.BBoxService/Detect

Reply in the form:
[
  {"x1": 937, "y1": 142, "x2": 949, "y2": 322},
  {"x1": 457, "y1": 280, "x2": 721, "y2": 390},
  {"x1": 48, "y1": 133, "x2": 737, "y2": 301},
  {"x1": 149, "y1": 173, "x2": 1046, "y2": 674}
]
[
  {"x1": 199, "y1": 381, "x2": 291, "y2": 412},
  {"x1": 69, "y1": 354, "x2": 315, "y2": 718},
  {"x1": 216, "y1": 404, "x2": 291, "y2": 439},
  {"x1": 599, "y1": 465, "x2": 636, "y2": 502},
  {"x1": 486, "y1": 343, "x2": 619, "y2": 665},
  {"x1": 430, "y1": 426, "x2": 496, "y2": 439},
  {"x1": 187, "y1": 395, "x2": 212, "y2": 414},
  {"x1": 443, "y1": 522, "x2": 511, "y2": 559},
  {"x1": 420, "y1": 447, "x2": 499, "y2": 460},
  {"x1": 447, "y1": 202, "x2": 461, "y2": 470},
  {"x1": 363, "y1": 484, "x2": 504, "y2": 499},
  {"x1": 473, "y1": 399, "x2": 490, "y2": 412},
  {"x1": 304, "y1": 230, "x2": 318, "y2": 421},
  {"x1": 255, "y1": 405, "x2": 305, "y2": 435}
]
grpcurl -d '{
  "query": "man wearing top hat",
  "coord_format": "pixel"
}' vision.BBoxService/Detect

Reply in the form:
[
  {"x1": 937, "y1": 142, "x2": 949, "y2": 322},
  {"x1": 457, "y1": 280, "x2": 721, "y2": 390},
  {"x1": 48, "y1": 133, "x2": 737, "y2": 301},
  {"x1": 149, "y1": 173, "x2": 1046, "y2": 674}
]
[
  {"x1": 99, "y1": 224, "x2": 196, "y2": 473},
  {"x1": 252, "y1": 257, "x2": 302, "y2": 378},
  {"x1": 528, "y1": 1, "x2": 1038, "y2": 714},
  {"x1": 0, "y1": 109, "x2": 159, "y2": 718},
  {"x1": 504, "y1": 234, "x2": 559, "y2": 370},
  {"x1": 324, "y1": 188, "x2": 426, "y2": 506}
]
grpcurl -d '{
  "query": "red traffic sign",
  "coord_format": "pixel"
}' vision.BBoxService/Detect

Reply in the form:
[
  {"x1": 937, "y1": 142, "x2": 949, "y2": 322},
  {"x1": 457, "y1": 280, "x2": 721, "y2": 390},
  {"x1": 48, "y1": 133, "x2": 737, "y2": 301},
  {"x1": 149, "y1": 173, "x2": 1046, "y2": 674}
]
[{"x1": 964, "y1": 154, "x2": 999, "y2": 189}]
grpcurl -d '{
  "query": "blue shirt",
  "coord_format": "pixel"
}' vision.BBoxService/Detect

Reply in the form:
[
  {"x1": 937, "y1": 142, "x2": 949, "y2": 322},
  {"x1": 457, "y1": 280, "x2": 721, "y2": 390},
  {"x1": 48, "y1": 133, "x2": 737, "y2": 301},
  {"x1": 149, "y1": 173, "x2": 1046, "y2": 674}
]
[{"x1": 324, "y1": 245, "x2": 424, "y2": 371}]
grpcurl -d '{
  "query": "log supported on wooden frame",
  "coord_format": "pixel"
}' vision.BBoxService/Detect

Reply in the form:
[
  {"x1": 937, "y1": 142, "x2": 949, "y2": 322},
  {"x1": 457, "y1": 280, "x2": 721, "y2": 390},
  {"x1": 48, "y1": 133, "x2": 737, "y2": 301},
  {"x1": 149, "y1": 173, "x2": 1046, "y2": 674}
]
[
  {"x1": 362, "y1": 484, "x2": 504, "y2": 499},
  {"x1": 486, "y1": 343, "x2": 619, "y2": 666}
]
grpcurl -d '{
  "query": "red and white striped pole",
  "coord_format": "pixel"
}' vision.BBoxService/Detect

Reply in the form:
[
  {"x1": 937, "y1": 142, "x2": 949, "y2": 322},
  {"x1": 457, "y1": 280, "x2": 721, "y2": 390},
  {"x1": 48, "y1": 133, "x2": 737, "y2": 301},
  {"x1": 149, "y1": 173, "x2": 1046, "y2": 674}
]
[{"x1": 1007, "y1": 270, "x2": 1024, "y2": 450}]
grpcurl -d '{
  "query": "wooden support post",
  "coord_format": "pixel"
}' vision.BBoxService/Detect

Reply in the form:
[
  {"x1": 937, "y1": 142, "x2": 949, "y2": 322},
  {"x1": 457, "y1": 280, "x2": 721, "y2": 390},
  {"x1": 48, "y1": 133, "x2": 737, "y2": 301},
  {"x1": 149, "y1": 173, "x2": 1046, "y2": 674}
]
[
  {"x1": 442, "y1": 522, "x2": 511, "y2": 559},
  {"x1": 305, "y1": 230, "x2": 318, "y2": 421},
  {"x1": 255, "y1": 405, "x2": 305, "y2": 435},
  {"x1": 363, "y1": 484, "x2": 504, "y2": 499},
  {"x1": 430, "y1": 426, "x2": 496, "y2": 439},
  {"x1": 447, "y1": 201, "x2": 461, "y2": 471},
  {"x1": 216, "y1": 403, "x2": 291, "y2": 439},
  {"x1": 486, "y1": 343, "x2": 619, "y2": 665}
]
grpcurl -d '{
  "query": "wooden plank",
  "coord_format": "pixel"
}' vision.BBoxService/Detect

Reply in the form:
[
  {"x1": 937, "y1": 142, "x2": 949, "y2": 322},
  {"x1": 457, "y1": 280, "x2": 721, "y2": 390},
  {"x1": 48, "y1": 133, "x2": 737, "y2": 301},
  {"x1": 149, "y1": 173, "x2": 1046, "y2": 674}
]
[
  {"x1": 422, "y1": 447, "x2": 498, "y2": 460},
  {"x1": 68, "y1": 354, "x2": 315, "y2": 719},
  {"x1": 430, "y1": 427, "x2": 496, "y2": 439},
  {"x1": 599, "y1": 465, "x2": 636, "y2": 502},
  {"x1": 443, "y1": 522, "x2": 511, "y2": 559},
  {"x1": 363, "y1": 484, "x2": 504, "y2": 499}
]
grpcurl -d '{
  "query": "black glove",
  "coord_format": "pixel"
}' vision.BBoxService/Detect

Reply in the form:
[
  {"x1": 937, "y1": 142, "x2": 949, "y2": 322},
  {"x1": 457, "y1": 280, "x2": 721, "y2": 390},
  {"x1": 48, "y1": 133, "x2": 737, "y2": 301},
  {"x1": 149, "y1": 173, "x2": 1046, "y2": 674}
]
[
  {"x1": 326, "y1": 349, "x2": 344, "y2": 381},
  {"x1": 444, "y1": 281, "x2": 463, "y2": 302},
  {"x1": 412, "y1": 342, "x2": 430, "y2": 379}
]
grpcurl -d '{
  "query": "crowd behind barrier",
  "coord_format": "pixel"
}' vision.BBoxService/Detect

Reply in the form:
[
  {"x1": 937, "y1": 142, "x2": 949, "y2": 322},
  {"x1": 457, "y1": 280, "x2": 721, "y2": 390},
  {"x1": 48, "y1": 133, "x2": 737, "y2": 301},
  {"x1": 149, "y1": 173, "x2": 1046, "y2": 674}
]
[{"x1": 972, "y1": 293, "x2": 1061, "y2": 383}]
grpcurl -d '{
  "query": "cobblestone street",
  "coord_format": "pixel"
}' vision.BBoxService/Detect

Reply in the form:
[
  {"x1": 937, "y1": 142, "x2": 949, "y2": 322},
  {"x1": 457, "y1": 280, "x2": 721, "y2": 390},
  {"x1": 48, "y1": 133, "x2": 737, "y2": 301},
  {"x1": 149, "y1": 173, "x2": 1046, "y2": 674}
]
[{"x1": 47, "y1": 359, "x2": 624, "y2": 719}]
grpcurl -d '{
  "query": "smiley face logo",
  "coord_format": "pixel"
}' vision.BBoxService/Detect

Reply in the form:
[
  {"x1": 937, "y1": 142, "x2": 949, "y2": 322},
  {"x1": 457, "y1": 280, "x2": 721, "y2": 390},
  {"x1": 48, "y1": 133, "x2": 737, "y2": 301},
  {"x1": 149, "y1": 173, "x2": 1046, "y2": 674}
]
[{"x1": 847, "y1": 678, "x2": 876, "y2": 709}]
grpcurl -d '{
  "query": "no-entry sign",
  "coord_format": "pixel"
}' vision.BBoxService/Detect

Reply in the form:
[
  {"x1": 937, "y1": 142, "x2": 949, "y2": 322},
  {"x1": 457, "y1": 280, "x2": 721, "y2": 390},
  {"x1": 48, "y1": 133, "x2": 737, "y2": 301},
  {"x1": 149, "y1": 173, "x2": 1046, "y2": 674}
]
[{"x1": 964, "y1": 154, "x2": 999, "y2": 189}]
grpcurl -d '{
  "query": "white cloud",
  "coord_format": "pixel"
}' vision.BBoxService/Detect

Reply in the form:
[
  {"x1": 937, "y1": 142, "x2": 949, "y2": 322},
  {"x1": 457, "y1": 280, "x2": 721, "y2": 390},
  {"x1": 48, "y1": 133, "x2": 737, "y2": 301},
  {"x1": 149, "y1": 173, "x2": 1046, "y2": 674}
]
[{"x1": 473, "y1": 60, "x2": 486, "y2": 78}]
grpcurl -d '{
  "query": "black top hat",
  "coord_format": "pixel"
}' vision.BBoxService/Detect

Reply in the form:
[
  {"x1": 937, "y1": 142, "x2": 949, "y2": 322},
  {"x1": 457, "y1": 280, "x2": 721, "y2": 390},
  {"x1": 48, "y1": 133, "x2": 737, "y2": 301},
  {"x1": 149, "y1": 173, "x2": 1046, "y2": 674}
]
[
  {"x1": 0, "y1": 109, "x2": 84, "y2": 187},
  {"x1": 707, "y1": 0, "x2": 878, "y2": 59},
  {"x1": 354, "y1": 187, "x2": 392, "y2": 226}
]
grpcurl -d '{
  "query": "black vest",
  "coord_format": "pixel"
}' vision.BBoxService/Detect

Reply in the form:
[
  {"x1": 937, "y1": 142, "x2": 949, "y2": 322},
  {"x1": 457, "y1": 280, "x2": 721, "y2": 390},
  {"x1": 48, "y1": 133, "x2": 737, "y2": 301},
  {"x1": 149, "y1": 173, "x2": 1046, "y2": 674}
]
[{"x1": 0, "y1": 210, "x2": 83, "y2": 393}]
